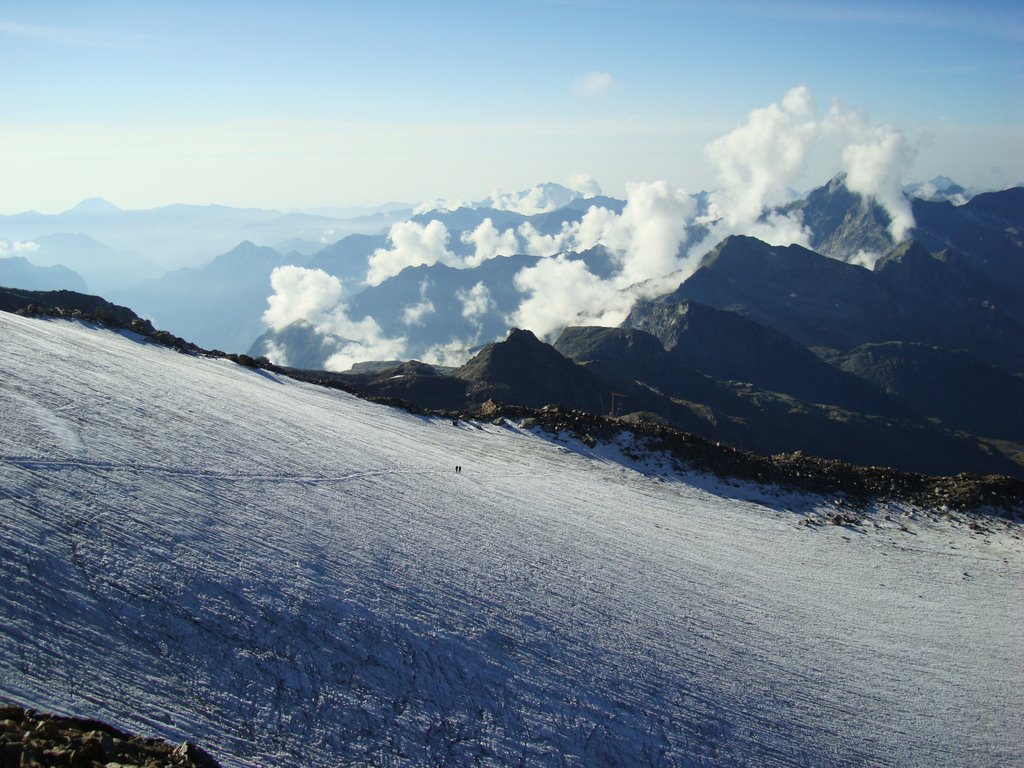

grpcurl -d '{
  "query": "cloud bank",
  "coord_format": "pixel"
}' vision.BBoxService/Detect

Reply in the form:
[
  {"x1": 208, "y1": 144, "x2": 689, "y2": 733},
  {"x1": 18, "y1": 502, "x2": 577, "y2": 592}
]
[
  {"x1": 265, "y1": 86, "x2": 923, "y2": 366},
  {"x1": 508, "y1": 180, "x2": 697, "y2": 340},
  {"x1": 0, "y1": 240, "x2": 40, "y2": 256},
  {"x1": 263, "y1": 265, "x2": 407, "y2": 371},
  {"x1": 461, "y1": 218, "x2": 520, "y2": 267},
  {"x1": 366, "y1": 220, "x2": 460, "y2": 286},
  {"x1": 698, "y1": 85, "x2": 919, "y2": 250}
]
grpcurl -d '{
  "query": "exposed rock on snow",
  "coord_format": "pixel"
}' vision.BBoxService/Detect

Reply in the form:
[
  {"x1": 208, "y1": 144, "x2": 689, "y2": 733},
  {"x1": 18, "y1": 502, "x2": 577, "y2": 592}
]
[{"x1": 0, "y1": 704, "x2": 221, "y2": 767}]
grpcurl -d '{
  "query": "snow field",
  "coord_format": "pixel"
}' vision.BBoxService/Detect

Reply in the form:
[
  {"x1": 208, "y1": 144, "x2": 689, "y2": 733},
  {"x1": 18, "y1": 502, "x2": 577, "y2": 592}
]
[{"x1": 0, "y1": 312, "x2": 1021, "y2": 767}]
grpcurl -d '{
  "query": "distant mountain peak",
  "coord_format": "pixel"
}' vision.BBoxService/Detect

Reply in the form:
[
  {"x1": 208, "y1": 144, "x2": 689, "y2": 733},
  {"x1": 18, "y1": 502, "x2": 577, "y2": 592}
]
[
  {"x1": 695, "y1": 234, "x2": 818, "y2": 273},
  {"x1": 903, "y1": 176, "x2": 969, "y2": 204},
  {"x1": 481, "y1": 183, "x2": 583, "y2": 215},
  {"x1": 453, "y1": 327, "x2": 606, "y2": 411},
  {"x1": 457, "y1": 328, "x2": 550, "y2": 381},
  {"x1": 505, "y1": 327, "x2": 543, "y2": 346},
  {"x1": 927, "y1": 175, "x2": 960, "y2": 190},
  {"x1": 66, "y1": 197, "x2": 121, "y2": 214}
]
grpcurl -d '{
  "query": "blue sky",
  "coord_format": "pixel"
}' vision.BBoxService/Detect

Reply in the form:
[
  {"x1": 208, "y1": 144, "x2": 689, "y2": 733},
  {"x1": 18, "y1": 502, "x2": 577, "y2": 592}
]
[{"x1": 1, "y1": 0, "x2": 1021, "y2": 212}]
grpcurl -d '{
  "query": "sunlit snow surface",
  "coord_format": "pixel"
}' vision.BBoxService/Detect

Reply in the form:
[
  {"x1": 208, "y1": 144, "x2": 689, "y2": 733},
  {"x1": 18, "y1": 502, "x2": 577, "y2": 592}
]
[{"x1": 1, "y1": 313, "x2": 1021, "y2": 767}]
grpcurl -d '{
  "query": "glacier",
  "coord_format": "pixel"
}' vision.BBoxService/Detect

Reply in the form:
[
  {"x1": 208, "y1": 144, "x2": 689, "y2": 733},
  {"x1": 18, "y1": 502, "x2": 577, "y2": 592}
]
[{"x1": 0, "y1": 311, "x2": 1021, "y2": 767}]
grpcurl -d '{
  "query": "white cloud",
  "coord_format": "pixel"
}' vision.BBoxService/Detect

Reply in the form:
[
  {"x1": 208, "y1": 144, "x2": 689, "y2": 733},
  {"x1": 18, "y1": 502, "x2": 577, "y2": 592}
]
[
  {"x1": 458, "y1": 281, "x2": 496, "y2": 323},
  {"x1": 524, "y1": 180, "x2": 695, "y2": 284},
  {"x1": 401, "y1": 278, "x2": 436, "y2": 326},
  {"x1": 366, "y1": 220, "x2": 461, "y2": 286},
  {"x1": 488, "y1": 184, "x2": 575, "y2": 215},
  {"x1": 517, "y1": 221, "x2": 572, "y2": 257},
  {"x1": 740, "y1": 211, "x2": 813, "y2": 250},
  {"x1": 461, "y1": 218, "x2": 521, "y2": 267},
  {"x1": 612, "y1": 181, "x2": 696, "y2": 286},
  {"x1": 569, "y1": 204, "x2": 627, "y2": 253},
  {"x1": 848, "y1": 249, "x2": 883, "y2": 269},
  {"x1": 421, "y1": 338, "x2": 479, "y2": 368},
  {"x1": 0, "y1": 239, "x2": 40, "y2": 256},
  {"x1": 401, "y1": 301, "x2": 435, "y2": 326},
  {"x1": 263, "y1": 265, "x2": 407, "y2": 372},
  {"x1": 412, "y1": 197, "x2": 472, "y2": 216},
  {"x1": 260, "y1": 339, "x2": 291, "y2": 368},
  {"x1": 841, "y1": 124, "x2": 916, "y2": 240},
  {"x1": 704, "y1": 85, "x2": 819, "y2": 231},
  {"x1": 698, "y1": 85, "x2": 918, "y2": 253},
  {"x1": 508, "y1": 180, "x2": 697, "y2": 342},
  {"x1": 577, "y1": 71, "x2": 615, "y2": 97},
  {"x1": 323, "y1": 332, "x2": 408, "y2": 373},
  {"x1": 263, "y1": 265, "x2": 343, "y2": 332},
  {"x1": 509, "y1": 256, "x2": 635, "y2": 341},
  {"x1": 566, "y1": 174, "x2": 602, "y2": 198}
]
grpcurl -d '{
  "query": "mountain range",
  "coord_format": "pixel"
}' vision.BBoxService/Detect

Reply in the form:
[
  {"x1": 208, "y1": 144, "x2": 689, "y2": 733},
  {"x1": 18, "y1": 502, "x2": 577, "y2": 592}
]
[
  {"x1": 2, "y1": 176, "x2": 1022, "y2": 478},
  {"x1": 0, "y1": 197, "x2": 412, "y2": 277},
  {"x1": 290, "y1": 180, "x2": 1024, "y2": 479}
]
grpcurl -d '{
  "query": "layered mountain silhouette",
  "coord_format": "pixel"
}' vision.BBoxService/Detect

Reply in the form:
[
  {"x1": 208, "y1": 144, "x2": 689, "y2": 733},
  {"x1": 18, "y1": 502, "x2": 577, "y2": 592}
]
[
  {"x1": 0, "y1": 256, "x2": 87, "y2": 293},
  {"x1": 119, "y1": 241, "x2": 291, "y2": 352},
  {"x1": 0, "y1": 199, "x2": 407, "y2": 273},
  {"x1": 620, "y1": 296, "x2": 904, "y2": 416}
]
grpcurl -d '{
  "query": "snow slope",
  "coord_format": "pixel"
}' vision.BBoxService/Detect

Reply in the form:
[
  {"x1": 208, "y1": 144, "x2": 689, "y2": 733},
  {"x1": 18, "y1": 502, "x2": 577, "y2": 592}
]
[{"x1": 1, "y1": 312, "x2": 1021, "y2": 767}]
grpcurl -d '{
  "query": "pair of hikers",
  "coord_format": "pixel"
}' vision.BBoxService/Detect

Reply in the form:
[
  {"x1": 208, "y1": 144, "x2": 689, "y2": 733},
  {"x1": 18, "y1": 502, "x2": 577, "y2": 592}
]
[{"x1": 455, "y1": 465, "x2": 462, "y2": 473}]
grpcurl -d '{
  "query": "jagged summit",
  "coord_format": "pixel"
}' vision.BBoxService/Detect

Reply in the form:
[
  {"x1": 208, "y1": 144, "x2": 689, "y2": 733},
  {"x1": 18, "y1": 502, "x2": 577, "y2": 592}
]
[
  {"x1": 874, "y1": 239, "x2": 949, "y2": 271},
  {"x1": 694, "y1": 234, "x2": 824, "y2": 272},
  {"x1": 781, "y1": 175, "x2": 895, "y2": 260}
]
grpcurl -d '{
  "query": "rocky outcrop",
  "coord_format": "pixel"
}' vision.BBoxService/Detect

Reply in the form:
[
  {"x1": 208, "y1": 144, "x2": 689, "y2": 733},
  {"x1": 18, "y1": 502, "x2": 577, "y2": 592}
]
[
  {"x1": 0, "y1": 705, "x2": 220, "y2": 767},
  {"x1": 0, "y1": 288, "x2": 139, "y2": 326}
]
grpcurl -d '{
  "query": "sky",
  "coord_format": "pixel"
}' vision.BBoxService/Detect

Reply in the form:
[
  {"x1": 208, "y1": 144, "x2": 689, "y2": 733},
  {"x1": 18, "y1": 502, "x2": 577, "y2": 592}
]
[{"x1": 1, "y1": 0, "x2": 1022, "y2": 213}]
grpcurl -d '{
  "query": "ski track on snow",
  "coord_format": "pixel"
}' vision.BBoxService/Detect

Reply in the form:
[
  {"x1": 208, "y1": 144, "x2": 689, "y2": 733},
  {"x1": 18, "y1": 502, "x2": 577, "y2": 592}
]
[{"x1": 0, "y1": 313, "x2": 1022, "y2": 767}]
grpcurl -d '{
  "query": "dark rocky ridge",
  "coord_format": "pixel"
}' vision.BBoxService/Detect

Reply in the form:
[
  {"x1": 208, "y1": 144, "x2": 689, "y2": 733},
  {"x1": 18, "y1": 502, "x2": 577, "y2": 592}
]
[
  {"x1": 658, "y1": 235, "x2": 1024, "y2": 372},
  {"x1": 453, "y1": 328, "x2": 609, "y2": 411},
  {"x1": 837, "y1": 341, "x2": 1024, "y2": 443},
  {"x1": 472, "y1": 402, "x2": 1024, "y2": 516},
  {"x1": 618, "y1": 298, "x2": 904, "y2": 416},
  {"x1": 781, "y1": 173, "x2": 895, "y2": 259},
  {"x1": 0, "y1": 704, "x2": 221, "y2": 767},
  {"x1": 0, "y1": 287, "x2": 140, "y2": 326}
]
